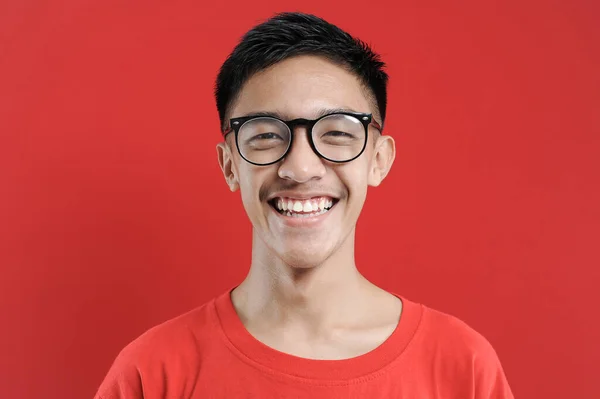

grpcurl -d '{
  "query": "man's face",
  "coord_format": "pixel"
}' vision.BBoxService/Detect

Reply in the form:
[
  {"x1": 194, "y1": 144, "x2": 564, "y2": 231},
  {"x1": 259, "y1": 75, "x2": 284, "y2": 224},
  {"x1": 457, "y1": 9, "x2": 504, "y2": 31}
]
[{"x1": 217, "y1": 55, "x2": 394, "y2": 268}]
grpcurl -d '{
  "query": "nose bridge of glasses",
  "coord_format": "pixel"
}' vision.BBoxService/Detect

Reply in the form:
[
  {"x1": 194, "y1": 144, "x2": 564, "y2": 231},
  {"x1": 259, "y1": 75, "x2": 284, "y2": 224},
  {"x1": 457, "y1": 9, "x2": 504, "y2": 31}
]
[
  {"x1": 286, "y1": 118, "x2": 316, "y2": 138},
  {"x1": 279, "y1": 128, "x2": 326, "y2": 182},
  {"x1": 287, "y1": 121, "x2": 318, "y2": 158}
]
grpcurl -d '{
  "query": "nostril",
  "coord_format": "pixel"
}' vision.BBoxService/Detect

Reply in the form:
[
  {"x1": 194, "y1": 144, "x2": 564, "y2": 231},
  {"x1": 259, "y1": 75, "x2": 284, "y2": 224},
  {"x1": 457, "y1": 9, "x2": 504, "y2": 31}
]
[{"x1": 277, "y1": 158, "x2": 327, "y2": 182}]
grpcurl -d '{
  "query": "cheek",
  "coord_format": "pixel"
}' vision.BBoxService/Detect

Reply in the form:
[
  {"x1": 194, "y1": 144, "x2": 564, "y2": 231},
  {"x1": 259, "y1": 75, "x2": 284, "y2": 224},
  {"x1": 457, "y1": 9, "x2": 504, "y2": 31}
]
[
  {"x1": 338, "y1": 165, "x2": 369, "y2": 202},
  {"x1": 238, "y1": 177, "x2": 260, "y2": 211},
  {"x1": 236, "y1": 166, "x2": 273, "y2": 209}
]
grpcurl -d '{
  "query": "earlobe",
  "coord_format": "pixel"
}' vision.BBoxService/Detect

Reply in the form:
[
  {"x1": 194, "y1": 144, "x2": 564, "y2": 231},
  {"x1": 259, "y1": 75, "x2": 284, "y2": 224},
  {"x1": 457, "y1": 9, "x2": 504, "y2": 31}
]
[
  {"x1": 216, "y1": 142, "x2": 240, "y2": 192},
  {"x1": 368, "y1": 135, "x2": 396, "y2": 187}
]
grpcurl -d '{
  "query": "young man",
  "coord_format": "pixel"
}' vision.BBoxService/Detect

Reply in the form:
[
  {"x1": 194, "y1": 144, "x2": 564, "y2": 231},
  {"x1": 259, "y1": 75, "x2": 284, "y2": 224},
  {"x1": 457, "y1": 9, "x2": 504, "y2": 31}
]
[{"x1": 95, "y1": 12, "x2": 513, "y2": 398}]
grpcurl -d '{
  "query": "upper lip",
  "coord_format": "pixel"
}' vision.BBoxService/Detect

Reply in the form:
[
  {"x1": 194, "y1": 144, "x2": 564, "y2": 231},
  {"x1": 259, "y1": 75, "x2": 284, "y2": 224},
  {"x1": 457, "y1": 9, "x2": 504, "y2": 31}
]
[{"x1": 267, "y1": 191, "x2": 339, "y2": 201}]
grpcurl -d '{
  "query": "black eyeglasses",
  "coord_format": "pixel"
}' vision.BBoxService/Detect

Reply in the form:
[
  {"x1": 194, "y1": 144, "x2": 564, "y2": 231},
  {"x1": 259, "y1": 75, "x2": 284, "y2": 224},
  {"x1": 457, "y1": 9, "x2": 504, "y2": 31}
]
[{"x1": 222, "y1": 112, "x2": 382, "y2": 166}]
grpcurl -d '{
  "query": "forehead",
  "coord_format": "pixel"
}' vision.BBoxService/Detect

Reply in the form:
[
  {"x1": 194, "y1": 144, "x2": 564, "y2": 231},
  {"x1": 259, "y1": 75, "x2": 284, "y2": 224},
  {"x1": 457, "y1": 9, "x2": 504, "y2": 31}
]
[{"x1": 230, "y1": 55, "x2": 373, "y2": 120}]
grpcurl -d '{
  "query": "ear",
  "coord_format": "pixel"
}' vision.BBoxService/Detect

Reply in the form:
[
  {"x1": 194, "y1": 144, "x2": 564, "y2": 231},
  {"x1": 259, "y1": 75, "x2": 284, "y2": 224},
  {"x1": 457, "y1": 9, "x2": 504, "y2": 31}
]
[
  {"x1": 216, "y1": 141, "x2": 240, "y2": 192},
  {"x1": 368, "y1": 134, "x2": 396, "y2": 187}
]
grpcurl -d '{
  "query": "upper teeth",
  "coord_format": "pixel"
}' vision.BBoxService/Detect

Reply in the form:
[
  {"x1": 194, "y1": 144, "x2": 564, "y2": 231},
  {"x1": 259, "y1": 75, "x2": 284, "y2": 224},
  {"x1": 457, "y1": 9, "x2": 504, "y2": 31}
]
[{"x1": 275, "y1": 197, "x2": 334, "y2": 213}]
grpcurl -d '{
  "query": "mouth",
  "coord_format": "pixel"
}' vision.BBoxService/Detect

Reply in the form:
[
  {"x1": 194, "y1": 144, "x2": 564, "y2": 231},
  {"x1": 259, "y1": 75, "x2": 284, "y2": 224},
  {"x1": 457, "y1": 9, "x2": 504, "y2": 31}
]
[{"x1": 268, "y1": 196, "x2": 338, "y2": 218}]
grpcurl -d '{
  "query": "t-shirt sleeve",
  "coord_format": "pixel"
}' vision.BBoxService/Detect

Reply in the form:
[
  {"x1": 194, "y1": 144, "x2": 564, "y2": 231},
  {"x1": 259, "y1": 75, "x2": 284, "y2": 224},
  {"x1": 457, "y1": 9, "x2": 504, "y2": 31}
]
[
  {"x1": 94, "y1": 351, "x2": 145, "y2": 399},
  {"x1": 473, "y1": 338, "x2": 514, "y2": 399},
  {"x1": 92, "y1": 315, "x2": 205, "y2": 399},
  {"x1": 419, "y1": 306, "x2": 514, "y2": 398}
]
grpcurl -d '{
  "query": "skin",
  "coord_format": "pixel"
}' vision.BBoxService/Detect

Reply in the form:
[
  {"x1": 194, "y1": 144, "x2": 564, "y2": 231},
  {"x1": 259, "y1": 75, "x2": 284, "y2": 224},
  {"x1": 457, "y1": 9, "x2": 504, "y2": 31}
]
[{"x1": 216, "y1": 55, "x2": 401, "y2": 360}]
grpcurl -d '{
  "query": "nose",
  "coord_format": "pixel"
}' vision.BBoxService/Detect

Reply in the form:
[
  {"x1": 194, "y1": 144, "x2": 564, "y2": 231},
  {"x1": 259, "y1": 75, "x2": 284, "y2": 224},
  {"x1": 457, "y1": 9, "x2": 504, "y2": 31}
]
[{"x1": 278, "y1": 128, "x2": 326, "y2": 183}]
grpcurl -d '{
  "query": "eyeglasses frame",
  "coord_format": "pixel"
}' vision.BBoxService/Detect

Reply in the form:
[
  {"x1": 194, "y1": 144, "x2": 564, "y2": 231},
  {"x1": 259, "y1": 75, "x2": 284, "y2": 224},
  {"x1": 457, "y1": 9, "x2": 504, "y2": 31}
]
[{"x1": 222, "y1": 111, "x2": 382, "y2": 166}]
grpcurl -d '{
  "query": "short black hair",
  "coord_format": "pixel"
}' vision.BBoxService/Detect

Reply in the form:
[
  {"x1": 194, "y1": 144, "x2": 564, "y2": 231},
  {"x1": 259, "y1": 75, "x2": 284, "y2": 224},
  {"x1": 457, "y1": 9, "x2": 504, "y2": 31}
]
[{"x1": 214, "y1": 12, "x2": 388, "y2": 132}]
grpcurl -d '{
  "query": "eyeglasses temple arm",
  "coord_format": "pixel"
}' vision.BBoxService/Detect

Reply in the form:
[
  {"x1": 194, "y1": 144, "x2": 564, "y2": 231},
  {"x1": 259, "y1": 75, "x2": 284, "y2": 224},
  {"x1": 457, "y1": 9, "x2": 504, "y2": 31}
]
[{"x1": 370, "y1": 118, "x2": 382, "y2": 131}]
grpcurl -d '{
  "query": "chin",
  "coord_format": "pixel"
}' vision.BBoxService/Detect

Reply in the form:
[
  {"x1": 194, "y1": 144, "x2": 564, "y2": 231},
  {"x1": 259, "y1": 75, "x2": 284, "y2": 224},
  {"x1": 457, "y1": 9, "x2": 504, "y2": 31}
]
[{"x1": 278, "y1": 248, "x2": 330, "y2": 269}]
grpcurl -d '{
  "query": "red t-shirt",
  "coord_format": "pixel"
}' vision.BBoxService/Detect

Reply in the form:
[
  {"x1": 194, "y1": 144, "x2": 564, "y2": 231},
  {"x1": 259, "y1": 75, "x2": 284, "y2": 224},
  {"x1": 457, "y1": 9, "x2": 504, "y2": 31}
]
[{"x1": 95, "y1": 289, "x2": 513, "y2": 398}]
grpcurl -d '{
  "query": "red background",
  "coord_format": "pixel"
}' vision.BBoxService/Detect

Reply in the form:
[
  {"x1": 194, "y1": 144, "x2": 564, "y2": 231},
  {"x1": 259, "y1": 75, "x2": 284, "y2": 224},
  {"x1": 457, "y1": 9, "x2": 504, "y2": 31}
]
[{"x1": 1, "y1": 1, "x2": 598, "y2": 398}]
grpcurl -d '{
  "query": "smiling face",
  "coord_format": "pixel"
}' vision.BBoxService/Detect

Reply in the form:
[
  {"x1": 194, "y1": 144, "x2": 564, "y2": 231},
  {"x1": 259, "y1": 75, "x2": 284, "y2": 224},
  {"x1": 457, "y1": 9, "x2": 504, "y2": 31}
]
[{"x1": 217, "y1": 55, "x2": 395, "y2": 268}]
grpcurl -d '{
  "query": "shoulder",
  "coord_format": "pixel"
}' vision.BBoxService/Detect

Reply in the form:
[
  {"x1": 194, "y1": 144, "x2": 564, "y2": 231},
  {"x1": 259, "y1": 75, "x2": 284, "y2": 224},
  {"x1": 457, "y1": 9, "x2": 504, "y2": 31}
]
[
  {"x1": 402, "y1": 300, "x2": 514, "y2": 398},
  {"x1": 120, "y1": 298, "x2": 218, "y2": 360},
  {"x1": 419, "y1": 305, "x2": 497, "y2": 357},
  {"x1": 95, "y1": 295, "x2": 223, "y2": 398}
]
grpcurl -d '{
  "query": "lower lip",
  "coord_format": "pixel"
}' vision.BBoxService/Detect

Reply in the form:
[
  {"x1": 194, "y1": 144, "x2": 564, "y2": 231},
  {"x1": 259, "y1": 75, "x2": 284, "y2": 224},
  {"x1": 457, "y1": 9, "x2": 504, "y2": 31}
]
[{"x1": 269, "y1": 203, "x2": 336, "y2": 227}]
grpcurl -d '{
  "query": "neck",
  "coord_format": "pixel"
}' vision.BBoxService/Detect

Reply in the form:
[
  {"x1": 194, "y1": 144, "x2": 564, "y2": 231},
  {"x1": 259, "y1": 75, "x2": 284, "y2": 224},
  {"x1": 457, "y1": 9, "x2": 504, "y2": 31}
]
[{"x1": 232, "y1": 228, "x2": 374, "y2": 330}]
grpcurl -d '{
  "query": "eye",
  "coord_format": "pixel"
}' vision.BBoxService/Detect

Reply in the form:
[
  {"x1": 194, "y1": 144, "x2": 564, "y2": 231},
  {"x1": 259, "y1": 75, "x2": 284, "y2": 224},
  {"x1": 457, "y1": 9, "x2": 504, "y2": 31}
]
[
  {"x1": 244, "y1": 131, "x2": 288, "y2": 149},
  {"x1": 322, "y1": 130, "x2": 357, "y2": 139},
  {"x1": 252, "y1": 132, "x2": 284, "y2": 141}
]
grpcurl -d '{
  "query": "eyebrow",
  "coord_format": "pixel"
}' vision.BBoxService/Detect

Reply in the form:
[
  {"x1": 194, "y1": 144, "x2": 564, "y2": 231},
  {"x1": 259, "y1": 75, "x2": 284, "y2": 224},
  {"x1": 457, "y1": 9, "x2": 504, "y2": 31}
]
[{"x1": 237, "y1": 107, "x2": 361, "y2": 121}]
